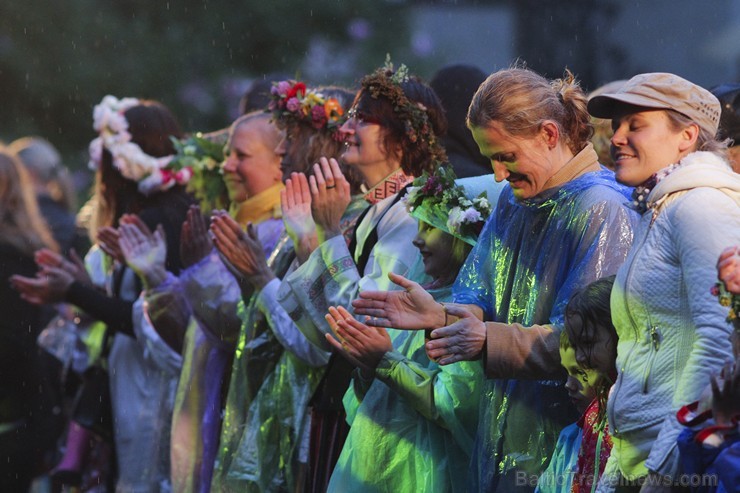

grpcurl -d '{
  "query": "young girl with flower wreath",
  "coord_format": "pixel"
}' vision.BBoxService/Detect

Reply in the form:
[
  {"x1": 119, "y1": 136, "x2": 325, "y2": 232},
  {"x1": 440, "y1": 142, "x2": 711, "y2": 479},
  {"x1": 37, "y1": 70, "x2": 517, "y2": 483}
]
[{"x1": 321, "y1": 165, "x2": 500, "y2": 492}]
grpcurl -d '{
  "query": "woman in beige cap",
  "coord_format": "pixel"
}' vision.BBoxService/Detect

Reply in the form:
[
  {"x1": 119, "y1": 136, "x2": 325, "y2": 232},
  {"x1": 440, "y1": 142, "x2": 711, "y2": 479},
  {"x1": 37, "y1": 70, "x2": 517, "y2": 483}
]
[{"x1": 588, "y1": 73, "x2": 740, "y2": 492}]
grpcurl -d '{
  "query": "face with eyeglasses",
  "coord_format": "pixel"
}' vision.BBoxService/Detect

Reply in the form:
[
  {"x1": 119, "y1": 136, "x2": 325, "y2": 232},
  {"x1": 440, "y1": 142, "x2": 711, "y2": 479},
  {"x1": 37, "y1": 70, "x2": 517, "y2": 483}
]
[{"x1": 339, "y1": 105, "x2": 389, "y2": 169}]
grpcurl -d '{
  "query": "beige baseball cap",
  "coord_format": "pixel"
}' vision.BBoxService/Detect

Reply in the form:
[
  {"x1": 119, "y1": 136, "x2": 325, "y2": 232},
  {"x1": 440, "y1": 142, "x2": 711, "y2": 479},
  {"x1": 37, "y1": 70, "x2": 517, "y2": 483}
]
[{"x1": 588, "y1": 72, "x2": 721, "y2": 136}]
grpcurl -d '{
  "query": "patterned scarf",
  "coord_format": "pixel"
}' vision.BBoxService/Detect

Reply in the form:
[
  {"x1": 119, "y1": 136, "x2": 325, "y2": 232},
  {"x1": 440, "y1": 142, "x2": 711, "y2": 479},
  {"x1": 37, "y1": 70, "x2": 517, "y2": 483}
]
[
  {"x1": 631, "y1": 162, "x2": 681, "y2": 214},
  {"x1": 361, "y1": 168, "x2": 415, "y2": 205}
]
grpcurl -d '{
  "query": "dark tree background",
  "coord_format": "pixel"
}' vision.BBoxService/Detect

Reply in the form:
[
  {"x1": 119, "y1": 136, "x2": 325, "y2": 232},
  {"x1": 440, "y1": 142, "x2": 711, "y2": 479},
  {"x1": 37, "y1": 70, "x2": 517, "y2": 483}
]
[{"x1": 0, "y1": 0, "x2": 410, "y2": 166}]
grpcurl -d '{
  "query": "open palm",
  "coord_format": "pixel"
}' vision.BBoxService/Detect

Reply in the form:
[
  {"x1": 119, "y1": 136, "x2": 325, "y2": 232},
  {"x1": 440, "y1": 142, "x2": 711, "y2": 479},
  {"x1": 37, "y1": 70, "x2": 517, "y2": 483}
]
[{"x1": 352, "y1": 272, "x2": 443, "y2": 330}]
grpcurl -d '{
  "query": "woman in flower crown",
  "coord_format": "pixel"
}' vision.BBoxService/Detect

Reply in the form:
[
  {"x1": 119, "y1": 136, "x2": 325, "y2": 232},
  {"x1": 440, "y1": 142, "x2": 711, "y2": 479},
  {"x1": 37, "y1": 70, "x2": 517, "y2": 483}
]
[
  {"x1": 13, "y1": 96, "x2": 193, "y2": 491},
  {"x1": 322, "y1": 166, "x2": 498, "y2": 492},
  {"x1": 276, "y1": 61, "x2": 448, "y2": 491}
]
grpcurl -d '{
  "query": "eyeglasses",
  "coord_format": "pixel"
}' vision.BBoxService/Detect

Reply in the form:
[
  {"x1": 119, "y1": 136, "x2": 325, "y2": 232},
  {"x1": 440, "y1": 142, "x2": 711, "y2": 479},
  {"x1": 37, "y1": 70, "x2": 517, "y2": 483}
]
[{"x1": 347, "y1": 107, "x2": 382, "y2": 126}]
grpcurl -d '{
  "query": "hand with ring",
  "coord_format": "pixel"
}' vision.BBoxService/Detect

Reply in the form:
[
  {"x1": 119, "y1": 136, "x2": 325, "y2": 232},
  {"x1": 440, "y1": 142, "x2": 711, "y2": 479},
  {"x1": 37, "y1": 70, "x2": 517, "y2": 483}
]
[{"x1": 309, "y1": 157, "x2": 351, "y2": 243}]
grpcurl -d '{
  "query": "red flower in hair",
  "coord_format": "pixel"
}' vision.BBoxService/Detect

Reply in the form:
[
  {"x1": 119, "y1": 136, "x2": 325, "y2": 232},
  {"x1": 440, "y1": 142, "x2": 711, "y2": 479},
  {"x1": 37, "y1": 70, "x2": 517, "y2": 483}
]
[{"x1": 285, "y1": 82, "x2": 306, "y2": 100}]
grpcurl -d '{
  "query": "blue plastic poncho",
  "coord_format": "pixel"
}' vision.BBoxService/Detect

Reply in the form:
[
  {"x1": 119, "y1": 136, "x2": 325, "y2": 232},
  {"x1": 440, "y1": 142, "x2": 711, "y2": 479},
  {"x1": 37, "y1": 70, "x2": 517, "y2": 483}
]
[{"x1": 454, "y1": 163, "x2": 637, "y2": 492}]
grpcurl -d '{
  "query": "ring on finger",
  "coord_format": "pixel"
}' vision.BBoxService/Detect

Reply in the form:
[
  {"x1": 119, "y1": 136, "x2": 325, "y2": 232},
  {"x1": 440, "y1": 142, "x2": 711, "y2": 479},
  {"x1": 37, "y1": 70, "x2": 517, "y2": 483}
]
[{"x1": 326, "y1": 184, "x2": 336, "y2": 189}]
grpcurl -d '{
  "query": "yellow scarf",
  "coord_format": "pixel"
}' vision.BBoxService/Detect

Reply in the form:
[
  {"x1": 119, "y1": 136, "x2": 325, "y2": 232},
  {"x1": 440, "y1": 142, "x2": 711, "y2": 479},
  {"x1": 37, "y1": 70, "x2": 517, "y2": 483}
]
[{"x1": 230, "y1": 182, "x2": 284, "y2": 227}]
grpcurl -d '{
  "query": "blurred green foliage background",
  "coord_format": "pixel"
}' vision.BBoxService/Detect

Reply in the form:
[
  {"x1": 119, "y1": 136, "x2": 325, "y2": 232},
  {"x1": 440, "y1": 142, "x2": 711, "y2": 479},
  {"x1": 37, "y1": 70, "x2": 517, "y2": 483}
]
[{"x1": 1, "y1": 0, "x2": 410, "y2": 167}]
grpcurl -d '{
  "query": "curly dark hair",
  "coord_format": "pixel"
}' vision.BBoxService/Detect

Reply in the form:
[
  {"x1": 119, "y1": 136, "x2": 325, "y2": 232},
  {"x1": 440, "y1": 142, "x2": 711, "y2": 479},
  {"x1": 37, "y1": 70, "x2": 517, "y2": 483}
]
[{"x1": 355, "y1": 67, "x2": 447, "y2": 176}]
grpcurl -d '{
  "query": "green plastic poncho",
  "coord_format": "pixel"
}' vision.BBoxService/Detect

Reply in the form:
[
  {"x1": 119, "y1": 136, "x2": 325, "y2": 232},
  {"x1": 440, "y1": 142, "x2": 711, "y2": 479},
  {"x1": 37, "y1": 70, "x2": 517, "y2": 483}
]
[{"x1": 327, "y1": 286, "x2": 484, "y2": 492}]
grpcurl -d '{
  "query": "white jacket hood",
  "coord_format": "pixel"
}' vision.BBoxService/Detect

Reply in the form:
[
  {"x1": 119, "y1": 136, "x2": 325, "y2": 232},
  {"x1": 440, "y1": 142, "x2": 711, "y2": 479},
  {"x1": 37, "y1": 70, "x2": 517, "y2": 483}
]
[{"x1": 649, "y1": 151, "x2": 740, "y2": 208}]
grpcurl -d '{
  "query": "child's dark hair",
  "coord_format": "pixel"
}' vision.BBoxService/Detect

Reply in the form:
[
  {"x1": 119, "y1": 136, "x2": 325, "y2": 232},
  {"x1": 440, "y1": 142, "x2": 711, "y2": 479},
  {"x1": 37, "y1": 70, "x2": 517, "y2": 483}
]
[
  {"x1": 564, "y1": 275, "x2": 617, "y2": 429},
  {"x1": 564, "y1": 276, "x2": 617, "y2": 369}
]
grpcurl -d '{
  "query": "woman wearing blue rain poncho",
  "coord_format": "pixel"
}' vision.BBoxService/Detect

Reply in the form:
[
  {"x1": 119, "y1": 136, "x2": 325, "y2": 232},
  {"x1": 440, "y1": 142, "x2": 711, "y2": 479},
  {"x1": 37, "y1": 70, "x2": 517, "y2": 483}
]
[
  {"x1": 324, "y1": 165, "x2": 503, "y2": 492},
  {"x1": 353, "y1": 67, "x2": 638, "y2": 492}
]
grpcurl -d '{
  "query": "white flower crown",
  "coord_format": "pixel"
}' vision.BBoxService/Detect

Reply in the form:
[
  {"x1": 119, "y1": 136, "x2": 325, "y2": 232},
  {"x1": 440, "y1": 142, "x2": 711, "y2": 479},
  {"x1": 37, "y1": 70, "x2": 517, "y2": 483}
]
[{"x1": 88, "y1": 95, "x2": 191, "y2": 195}]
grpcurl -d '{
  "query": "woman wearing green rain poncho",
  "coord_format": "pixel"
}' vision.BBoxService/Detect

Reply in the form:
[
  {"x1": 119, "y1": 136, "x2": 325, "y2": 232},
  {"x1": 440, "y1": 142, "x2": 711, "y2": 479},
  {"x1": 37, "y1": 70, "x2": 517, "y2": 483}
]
[{"x1": 323, "y1": 166, "x2": 504, "y2": 492}]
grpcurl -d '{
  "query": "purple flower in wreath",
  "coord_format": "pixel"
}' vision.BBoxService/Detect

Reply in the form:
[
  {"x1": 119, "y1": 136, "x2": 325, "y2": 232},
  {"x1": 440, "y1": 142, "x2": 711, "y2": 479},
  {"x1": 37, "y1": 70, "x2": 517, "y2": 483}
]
[
  {"x1": 286, "y1": 97, "x2": 301, "y2": 112},
  {"x1": 275, "y1": 81, "x2": 292, "y2": 96},
  {"x1": 420, "y1": 175, "x2": 438, "y2": 194}
]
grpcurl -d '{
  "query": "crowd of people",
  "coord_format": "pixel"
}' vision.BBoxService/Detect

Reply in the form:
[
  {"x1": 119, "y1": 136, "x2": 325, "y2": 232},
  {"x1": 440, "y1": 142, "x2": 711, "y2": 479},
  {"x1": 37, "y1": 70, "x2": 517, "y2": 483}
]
[{"x1": 1, "y1": 60, "x2": 739, "y2": 493}]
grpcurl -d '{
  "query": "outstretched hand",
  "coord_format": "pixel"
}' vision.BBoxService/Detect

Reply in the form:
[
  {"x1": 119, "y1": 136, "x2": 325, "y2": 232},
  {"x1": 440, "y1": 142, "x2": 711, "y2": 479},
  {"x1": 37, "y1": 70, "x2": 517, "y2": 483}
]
[
  {"x1": 96, "y1": 226, "x2": 124, "y2": 263},
  {"x1": 309, "y1": 157, "x2": 351, "y2": 243},
  {"x1": 352, "y1": 272, "x2": 444, "y2": 330},
  {"x1": 11, "y1": 265, "x2": 74, "y2": 305},
  {"x1": 426, "y1": 305, "x2": 486, "y2": 365},
  {"x1": 118, "y1": 218, "x2": 168, "y2": 290},
  {"x1": 281, "y1": 172, "x2": 318, "y2": 263},
  {"x1": 325, "y1": 305, "x2": 392, "y2": 375},
  {"x1": 180, "y1": 205, "x2": 212, "y2": 268},
  {"x1": 35, "y1": 248, "x2": 91, "y2": 286},
  {"x1": 210, "y1": 212, "x2": 275, "y2": 290}
]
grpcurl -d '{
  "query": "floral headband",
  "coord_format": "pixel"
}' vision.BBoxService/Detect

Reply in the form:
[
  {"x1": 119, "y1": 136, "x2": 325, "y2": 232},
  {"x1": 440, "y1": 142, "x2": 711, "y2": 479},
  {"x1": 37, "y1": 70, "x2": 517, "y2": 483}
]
[
  {"x1": 269, "y1": 80, "x2": 346, "y2": 137},
  {"x1": 360, "y1": 57, "x2": 447, "y2": 164},
  {"x1": 88, "y1": 95, "x2": 191, "y2": 195},
  {"x1": 169, "y1": 131, "x2": 229, "y2": 212},
  {"x1": 404, "y1": 165, "x2": 492, "y2": 246}
]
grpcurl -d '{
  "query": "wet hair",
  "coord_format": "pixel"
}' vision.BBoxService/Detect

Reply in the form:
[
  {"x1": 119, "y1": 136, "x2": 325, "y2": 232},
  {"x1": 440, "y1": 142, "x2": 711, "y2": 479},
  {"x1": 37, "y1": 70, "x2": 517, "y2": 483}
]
[
  {"x1": 0, "y1": 149, "x2": 59, "y2": 255},
  {"x1": 231, "y1": 111, "x2": 282, "y2": 152},
  {"x1": 467, "y1": 67, "x2": 593, "y2": 155},
  {"x1": 564, "y1": 276, "x2": 616, "y2": 428},
  {"x1": 282, "y1": 86, "x2": 363, "y2": 193},
  {"x1": 664, "y1": 110, "x2": 729, "y2": 157},
  {"x1": 92, "y1": 100, "x2": 185, "y2": 234},
  {"x1": 564, "y1": 275, "x2": 617, "y2": 369},
  {"x1": 354, "y1": 76, "x2": 448, "y2": 177}
]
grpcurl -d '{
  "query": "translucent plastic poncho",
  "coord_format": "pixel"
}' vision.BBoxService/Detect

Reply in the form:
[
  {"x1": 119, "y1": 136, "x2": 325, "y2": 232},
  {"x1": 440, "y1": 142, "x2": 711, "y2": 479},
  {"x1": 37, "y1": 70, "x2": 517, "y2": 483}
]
[
  {"x1": 214, "y1": 197, "x2": 369, "y2": 493},
  {"x1": 453, "y1": 167, "x2": 637, "y2": 492},
  {"x1": 211, "y1": 236, "x2": 296, "y2": 493},
  {"x1": 328, "y1": 286, "x2": 484, "y2": 492}
]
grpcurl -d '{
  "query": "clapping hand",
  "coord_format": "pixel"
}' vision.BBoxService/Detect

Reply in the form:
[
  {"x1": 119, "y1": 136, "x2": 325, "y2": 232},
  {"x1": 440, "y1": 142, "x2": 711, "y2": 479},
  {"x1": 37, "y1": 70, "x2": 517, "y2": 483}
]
[
  {"x1": 96, "y1": 226, "x2": 125, "y2": 263},
  {"x1": 118, "y1": 216, "x2": 167, "y2": 290},
  {"x1": 180, "y1": 205, "x2": 212, "y2": 268},
  {"x1": 35, "y1": 248, "x2": 91, "y2": 286},
  {"x1": 210, "y1": 212, "x2": 275, "y2": 290},
  {"x1": 11, "y1": 264, "x2": 74, "y2": 305},
  {"x1": 352, "y1": 272, "x2": 445, "y2": 330},
  {"x1": 325, "y1": 305, "x2": 392, "y2": 376},
  {"x1": 281, "y1": 172, "x2": 318, "y2": 263},
  {"x1": 309, "y1": 157, "x2": 351, "y2": 243}
]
